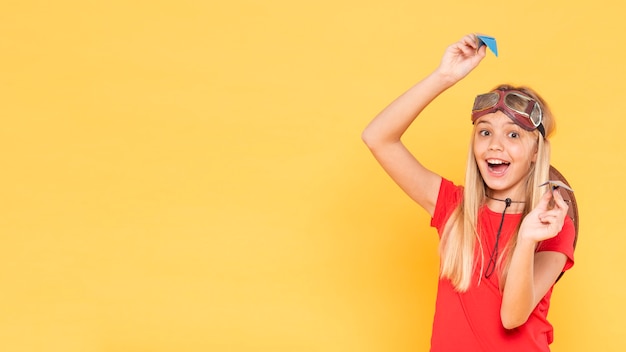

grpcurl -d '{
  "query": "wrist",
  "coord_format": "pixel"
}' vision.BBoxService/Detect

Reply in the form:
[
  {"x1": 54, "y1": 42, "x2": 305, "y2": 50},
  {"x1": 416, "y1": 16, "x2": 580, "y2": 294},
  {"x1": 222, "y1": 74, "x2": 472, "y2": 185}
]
[
  {"x1": 516, "y1": 234, "x2": 540, "y2": 250},
  {"x1": 431, "y1": 68, "x2": 459, "y2": 88}
]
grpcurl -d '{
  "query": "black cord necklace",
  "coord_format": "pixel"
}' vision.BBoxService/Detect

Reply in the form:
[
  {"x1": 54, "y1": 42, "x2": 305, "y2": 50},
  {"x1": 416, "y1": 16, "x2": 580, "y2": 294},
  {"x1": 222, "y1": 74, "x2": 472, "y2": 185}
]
[
  {"x1": 484, "y1": 196, "x2": 525, "y2": 279},
  {"x1": 486, "y1": 195, "x2": 525, "y2": 204}
]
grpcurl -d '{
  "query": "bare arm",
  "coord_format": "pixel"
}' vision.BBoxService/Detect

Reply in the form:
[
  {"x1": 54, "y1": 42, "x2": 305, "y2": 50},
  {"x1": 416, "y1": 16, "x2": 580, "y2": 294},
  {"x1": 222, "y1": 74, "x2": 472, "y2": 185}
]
[
  {"x1": 362, "y1": 34, "x2": 486, "y2": 216},
  {"x1": 500, "y1": 190, "x2": 570, "y2": 329}
]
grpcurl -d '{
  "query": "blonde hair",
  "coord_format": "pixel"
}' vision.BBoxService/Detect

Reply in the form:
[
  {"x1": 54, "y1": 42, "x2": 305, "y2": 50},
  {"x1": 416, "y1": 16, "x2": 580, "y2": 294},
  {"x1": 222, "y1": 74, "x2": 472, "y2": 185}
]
[{"x1": 439, "y1": 85, "x2": 555, "y2": 292}]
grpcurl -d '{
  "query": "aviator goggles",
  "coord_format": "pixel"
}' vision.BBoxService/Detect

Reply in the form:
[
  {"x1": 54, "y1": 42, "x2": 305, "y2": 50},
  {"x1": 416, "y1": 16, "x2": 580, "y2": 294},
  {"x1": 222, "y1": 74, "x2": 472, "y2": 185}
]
[{"x1": 471, "y1": 89, "x2": 545, "y2": 137}]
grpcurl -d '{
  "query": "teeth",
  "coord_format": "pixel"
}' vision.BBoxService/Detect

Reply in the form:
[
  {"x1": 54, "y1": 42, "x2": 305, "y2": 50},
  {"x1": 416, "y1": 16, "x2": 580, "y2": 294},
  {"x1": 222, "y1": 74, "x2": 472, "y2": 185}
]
[{"x1": 487, "y1": 159, "x2": 508, "y2": 165}]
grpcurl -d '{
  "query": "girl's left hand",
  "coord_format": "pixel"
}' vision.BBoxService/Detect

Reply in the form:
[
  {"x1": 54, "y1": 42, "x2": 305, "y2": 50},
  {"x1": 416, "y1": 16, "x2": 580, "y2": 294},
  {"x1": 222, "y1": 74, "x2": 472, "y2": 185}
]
[{"x1": 518, "y1": 189, "x2": 569, "y2": 243}]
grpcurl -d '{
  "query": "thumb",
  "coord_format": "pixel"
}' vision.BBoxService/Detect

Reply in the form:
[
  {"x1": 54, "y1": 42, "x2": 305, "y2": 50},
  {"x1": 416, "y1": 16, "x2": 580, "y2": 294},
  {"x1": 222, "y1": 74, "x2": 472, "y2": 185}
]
[{"x1": 476, "y1": 44, "x2": 487, "y2": 58}]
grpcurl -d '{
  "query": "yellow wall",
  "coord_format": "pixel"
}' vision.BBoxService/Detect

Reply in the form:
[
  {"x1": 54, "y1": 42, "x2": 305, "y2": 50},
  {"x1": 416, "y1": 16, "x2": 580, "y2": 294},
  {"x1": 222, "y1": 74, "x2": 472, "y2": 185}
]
[{"x1": 1, "y1": 0, "x2": 625, "y2": 351}]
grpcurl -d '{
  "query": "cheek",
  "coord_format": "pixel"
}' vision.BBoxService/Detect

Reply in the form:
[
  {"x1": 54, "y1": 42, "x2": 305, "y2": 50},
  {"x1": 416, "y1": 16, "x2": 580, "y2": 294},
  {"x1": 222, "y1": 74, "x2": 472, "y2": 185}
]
[
  {"x1": 512, "y1": 143, "x2": 536, "y2": 163},
  {"x1": 472, "y1": 139, "x2": 486, "y2": 156},
  {"x1": 523, "y1": 139, "x2": 539, "y2": 162}
]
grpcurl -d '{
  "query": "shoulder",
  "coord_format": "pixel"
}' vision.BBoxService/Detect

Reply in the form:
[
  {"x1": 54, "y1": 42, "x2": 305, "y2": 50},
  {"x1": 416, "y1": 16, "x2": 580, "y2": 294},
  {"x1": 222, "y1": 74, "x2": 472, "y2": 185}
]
[
  {"x1": 438, "y1": 178, "x2": 464, "y2": 204},
  {"x1": 430, "y1": 178, "x2": 463, "y2": 231}
]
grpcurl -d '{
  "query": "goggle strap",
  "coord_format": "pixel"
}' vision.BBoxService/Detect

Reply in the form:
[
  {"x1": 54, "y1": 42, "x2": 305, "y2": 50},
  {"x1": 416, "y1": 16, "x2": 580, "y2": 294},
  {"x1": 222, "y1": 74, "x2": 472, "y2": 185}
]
[{"x1": 537, "y1": 123, "x2": 546, "y2": 138}]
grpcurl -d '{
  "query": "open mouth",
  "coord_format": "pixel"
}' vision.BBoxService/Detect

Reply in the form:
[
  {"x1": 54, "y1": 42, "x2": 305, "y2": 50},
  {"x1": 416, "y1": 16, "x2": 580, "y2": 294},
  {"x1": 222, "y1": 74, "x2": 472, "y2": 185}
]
[{"x1": 487, "y1": 159, "x2": 510, "y2": 174}]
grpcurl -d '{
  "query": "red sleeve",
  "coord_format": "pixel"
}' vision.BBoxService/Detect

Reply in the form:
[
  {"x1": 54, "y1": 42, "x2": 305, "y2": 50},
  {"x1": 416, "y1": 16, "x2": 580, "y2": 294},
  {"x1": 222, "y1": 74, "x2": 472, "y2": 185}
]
[
  {"x1": 536, "y1": 215, "x2": 576, "y2": 271},
  {"x1": 430, "y1": 178, "x2": 463, "y2": 237}
]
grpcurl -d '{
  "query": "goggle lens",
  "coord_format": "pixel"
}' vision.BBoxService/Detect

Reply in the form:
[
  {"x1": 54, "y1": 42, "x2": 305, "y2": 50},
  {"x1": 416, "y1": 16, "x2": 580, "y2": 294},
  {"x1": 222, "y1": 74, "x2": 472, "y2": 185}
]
[
  {"x1": 473, "y1": 93, "x2": 499, "y2": 111},
  {"x1": 530, "y1": 103, "x2": 542, "y2": 127}
]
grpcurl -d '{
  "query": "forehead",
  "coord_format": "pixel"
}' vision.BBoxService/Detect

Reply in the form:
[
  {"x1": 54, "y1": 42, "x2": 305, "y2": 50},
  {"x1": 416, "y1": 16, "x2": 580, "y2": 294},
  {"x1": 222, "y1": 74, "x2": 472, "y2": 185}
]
[{"x1": 474, "y1": 111, "x2": 518, "y2": 126}]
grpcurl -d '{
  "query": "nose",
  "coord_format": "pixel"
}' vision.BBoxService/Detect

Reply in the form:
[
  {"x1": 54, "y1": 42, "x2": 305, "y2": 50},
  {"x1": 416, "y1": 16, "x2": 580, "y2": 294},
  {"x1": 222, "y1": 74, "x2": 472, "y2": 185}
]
[{"x1": 488, "y1": 135, "x2": 504, "y2": 151}]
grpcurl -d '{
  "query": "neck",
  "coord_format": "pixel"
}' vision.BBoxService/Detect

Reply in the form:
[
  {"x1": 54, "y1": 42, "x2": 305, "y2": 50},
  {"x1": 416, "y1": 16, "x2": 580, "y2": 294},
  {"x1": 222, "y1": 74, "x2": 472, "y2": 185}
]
[
  {"x1": 486, "y1": 195, "x2": 525, "y2": 204},
  {"x1": 486, "y1": 195, "x2": 525, "y2": 213}
]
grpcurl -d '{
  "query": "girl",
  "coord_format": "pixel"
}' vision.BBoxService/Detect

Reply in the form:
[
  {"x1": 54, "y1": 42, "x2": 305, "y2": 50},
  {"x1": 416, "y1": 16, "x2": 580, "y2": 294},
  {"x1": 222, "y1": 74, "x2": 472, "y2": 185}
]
[{"x1": 362, "y1": 34, "x2": 575, "y2": 351}]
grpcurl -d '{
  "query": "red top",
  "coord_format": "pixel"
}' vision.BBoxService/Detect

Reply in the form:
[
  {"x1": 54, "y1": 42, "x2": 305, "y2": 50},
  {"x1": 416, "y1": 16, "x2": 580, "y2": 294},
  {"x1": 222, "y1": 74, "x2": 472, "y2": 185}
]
[{"x1": 429, "y1": 178, "x2": 575, "y2": 352}]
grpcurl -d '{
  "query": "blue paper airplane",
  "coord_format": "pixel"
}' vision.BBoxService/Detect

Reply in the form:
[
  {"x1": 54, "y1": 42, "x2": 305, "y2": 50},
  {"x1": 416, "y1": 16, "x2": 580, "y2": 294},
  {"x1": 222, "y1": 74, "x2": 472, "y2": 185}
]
[{"x1": 477, "y1": 35, "x2": 498, "y2": 57}]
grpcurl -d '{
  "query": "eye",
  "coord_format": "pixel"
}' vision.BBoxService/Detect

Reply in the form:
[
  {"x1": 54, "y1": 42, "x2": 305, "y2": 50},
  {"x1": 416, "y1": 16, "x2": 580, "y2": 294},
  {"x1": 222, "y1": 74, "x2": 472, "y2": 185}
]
[
  {"x1": 508, "y1": 131, "x2": 520, "y2": 138},
  {"x1": 479, "y1": 130, "x2": 490, "y2": 136}
]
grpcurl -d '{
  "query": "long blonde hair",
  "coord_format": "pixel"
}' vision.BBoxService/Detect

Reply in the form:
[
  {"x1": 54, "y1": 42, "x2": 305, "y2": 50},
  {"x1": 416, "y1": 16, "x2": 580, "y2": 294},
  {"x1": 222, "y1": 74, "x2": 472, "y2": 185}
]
[{"x1": 439, "y1": 85, "x2": 555, "y2": 292}]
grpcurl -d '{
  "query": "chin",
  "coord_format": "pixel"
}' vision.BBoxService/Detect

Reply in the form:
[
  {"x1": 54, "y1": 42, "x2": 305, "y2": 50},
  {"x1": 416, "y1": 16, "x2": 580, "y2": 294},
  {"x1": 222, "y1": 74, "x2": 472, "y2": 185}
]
[{"x1": 481, "y1": 177, "x2": 509, "y2": 192}]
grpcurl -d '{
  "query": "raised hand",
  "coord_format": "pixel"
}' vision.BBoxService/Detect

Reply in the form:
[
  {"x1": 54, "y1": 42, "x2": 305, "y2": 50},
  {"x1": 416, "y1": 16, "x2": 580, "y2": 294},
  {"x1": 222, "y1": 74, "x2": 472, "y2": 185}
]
[
  {"x1": 518, "y1": 189, "x2": 569, "y2": 244},
  {"x1": 435, "y1": 34, "x2": 487, "y2": 84}
]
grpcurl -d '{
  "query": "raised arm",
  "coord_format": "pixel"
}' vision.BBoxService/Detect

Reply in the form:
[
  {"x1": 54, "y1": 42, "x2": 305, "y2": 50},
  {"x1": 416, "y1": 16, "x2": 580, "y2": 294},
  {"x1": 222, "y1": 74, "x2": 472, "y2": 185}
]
[{"x1": 362, "y1": 34, "x2": 486, "y2": 216}]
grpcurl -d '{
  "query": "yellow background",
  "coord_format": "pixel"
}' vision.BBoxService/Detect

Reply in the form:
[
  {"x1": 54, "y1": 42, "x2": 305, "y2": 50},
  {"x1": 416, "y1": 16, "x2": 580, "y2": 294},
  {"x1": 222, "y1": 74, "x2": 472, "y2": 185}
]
[{"x1": 1, "y1": 0, "x2": 625, "y2": 351}]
